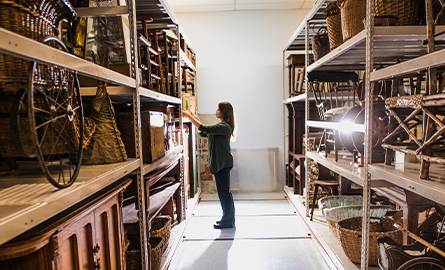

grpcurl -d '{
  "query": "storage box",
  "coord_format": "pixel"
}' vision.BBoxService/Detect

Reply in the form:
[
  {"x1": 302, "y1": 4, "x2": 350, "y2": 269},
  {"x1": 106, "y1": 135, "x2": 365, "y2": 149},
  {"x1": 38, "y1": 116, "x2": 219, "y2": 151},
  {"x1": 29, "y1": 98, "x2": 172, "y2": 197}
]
[
  {"x1": 116, "y1": 111, "x2": 165, "y2": 163},
  {"x1": 182, "y1": 93, "x2": 197, "y2": 114}
]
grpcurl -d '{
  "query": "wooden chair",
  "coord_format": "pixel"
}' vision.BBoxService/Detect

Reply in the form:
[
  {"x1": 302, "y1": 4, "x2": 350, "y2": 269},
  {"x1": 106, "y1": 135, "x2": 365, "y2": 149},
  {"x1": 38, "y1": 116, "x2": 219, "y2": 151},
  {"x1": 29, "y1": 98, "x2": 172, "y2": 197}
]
[{"x1": 308, "y1": 162, "x2": 339, "y2": 221}]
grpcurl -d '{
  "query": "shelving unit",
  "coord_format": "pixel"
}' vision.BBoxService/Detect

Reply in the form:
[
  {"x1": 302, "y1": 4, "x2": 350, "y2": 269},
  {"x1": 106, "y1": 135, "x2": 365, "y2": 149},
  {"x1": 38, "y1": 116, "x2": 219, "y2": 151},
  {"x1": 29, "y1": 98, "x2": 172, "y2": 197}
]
[
  {"x1": 0, "y1": 0, "x2": 198, "y2": 269},
  {"x1": 284, "y1": 0, "x2": 445, "y2": 269}
]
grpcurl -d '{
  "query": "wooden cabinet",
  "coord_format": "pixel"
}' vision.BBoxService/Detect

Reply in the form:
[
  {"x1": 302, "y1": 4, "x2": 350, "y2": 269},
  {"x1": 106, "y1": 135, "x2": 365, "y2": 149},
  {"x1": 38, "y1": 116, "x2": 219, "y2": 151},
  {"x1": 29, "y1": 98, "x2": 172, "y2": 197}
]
[
  {"x1": 0, "y1": 179, "x2": 131, "y2": 270},
  {"x1": 286, "y1": 98, "x2": 305, "y2": 195}
]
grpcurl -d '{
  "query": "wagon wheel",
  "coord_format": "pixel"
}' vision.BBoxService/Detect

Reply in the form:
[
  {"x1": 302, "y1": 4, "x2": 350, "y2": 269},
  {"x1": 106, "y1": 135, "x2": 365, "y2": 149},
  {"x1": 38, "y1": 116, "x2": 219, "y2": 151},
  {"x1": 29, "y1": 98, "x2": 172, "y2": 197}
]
[
  {"x1": 351, "y1": 102, "x2": 389, "y2": 157},
  {"x1": 339, "y1": 105, "x2": 362, "y2": 153},
  {"x1": 397, "y1": 257, "x2": 445, "y2": 270},
  {"x1": 28, "y1": 36, "x2": 84, "y2": 189}
]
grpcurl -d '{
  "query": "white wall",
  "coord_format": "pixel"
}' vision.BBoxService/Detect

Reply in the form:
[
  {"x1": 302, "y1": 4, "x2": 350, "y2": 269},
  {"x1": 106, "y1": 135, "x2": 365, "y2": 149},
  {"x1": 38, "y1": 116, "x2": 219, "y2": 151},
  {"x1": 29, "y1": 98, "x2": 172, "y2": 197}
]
[
  {"x1": 177, "y1": 9, "x2": 308, "y2": 148},
  {"x1": 176, "y1": 9, "x2": 309, "y2": 190}
]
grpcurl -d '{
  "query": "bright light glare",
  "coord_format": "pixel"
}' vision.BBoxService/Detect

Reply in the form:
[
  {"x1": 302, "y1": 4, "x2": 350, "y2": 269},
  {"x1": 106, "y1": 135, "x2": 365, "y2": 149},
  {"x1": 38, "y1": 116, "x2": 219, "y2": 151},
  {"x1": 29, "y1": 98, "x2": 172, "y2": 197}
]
[{"x1": 338, "y1": 120, "x2": 356, "y2": 134}]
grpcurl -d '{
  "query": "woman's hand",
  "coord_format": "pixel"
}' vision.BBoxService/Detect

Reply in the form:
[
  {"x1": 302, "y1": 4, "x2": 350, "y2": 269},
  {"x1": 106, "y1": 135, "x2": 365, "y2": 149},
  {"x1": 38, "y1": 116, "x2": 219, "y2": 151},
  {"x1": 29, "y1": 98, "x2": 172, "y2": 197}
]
[
  {"x1": 182, "y1": 110, "x2": 202, "y2": 129},
  {"x1": 182, "y1": 110, "x2": 192, "y2": 119}
]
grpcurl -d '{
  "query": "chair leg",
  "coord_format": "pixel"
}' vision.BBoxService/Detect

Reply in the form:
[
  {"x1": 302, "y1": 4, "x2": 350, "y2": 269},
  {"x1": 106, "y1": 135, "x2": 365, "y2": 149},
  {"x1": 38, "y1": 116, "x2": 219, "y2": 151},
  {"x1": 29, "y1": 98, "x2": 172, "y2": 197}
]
[{"x1": 310, "y1": 184, "x2": 319, "y2": 221}]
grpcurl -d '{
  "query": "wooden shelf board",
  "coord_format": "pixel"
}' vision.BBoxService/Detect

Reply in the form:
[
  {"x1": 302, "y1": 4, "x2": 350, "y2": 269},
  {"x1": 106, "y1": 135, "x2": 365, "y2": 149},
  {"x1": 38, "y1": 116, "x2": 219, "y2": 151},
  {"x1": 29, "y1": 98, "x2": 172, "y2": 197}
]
[
  {"x1": 0, "y1": 27, "x2": 136, "y2": 88},
  {"x1": 145, "y1": 159, "x2": 179, "y2": 187},
  {"x1": 148, "y1": 182, "x2": 181, "y2": 221},
  {"x1": 306, "y1": 151, "x2": 390, "y2": 187},
  {"x1": 142, "y1": 146, "x2": 183, "y2": 175},
  {"x1": 0, "y1": 158, "x2": 140, "y2": 245},
  {"x1": 306, "y1": 26, "x2": 445, "y2": 73},
  {"x1": 369, "y1": 163, "x2": 445, "y2": 206}
]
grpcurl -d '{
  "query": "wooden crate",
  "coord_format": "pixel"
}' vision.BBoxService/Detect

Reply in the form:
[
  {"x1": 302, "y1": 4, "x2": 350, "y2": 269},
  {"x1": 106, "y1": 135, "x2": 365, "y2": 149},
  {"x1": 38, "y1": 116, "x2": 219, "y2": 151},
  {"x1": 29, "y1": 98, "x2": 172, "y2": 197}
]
[{"x1": 116, "y1": 111, "x2": 165, "y2": 164}]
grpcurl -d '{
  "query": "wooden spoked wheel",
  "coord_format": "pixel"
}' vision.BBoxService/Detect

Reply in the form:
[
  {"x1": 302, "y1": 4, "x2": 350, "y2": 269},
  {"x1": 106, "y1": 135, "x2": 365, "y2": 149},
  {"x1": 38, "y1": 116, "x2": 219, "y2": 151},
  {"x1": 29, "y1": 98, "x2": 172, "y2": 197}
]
[
  {"x1": 339, "y1": 105, "x2": 362, "y2": 153},
  {"x1": 28, "y1": 36, "x2": 84, "y2": 189},
  {"x1": 397, "y1": 257, "x2": 445, "y2": 270},
  {"x1": 351, "y1": 102, "x2": 389, "y2": 158}
]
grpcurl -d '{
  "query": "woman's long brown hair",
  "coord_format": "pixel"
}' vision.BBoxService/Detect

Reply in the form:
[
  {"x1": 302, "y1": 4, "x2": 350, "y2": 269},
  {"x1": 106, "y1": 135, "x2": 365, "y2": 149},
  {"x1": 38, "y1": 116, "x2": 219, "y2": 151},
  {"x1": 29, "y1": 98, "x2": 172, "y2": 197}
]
[{"x1": 218, "y1": 101, "x2": 236, "y2": 137}]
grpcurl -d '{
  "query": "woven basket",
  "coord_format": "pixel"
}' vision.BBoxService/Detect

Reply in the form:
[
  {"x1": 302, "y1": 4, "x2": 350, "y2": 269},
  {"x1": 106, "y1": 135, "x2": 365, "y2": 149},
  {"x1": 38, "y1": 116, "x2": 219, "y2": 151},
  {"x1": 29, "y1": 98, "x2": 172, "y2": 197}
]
[
  {"x1": 150, "y1": 215, "x2": 172, "y2": 252},
  {"x1": 311, "y1": 27, "x2": 330, "y2": 61},
  {"x1": 338, "y1": 217, "x2": 402, "y2": 266},
  {"x1": 318, "y1": 195, "x2": 363, "y2": 217},
  {"x1": 324, "y1": 205, "x2": 389, "y2": 238},
  {"x1": 0, "y1": 0, "x2": 65, "y2": 95},
  {"x1": 375, "y1": 0, "x2": 419, "y2": 26},
  {"x1": 339, "y1": 0, "x2": 366, "y2": 42},
  {"x1": 126, "y1": 237, "x2": 165, "y2": 270},
  {"x1": 326, "y1": 0, "x2": 343, "y2": 50}
]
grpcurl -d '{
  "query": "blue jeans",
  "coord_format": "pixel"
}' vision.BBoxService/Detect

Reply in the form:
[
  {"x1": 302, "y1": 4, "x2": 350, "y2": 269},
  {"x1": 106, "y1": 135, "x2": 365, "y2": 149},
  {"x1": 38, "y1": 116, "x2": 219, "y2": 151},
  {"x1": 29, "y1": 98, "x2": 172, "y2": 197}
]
[{"x1": 214, "y1": 167, "x2": 235, "y2": 225}]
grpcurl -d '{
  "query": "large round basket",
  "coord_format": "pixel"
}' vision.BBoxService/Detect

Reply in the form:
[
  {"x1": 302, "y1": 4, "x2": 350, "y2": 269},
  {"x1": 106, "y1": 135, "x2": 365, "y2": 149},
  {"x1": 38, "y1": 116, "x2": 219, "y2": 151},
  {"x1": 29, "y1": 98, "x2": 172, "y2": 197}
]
[
  {"x1": 324, "y1": 205, "x2": 389, "y2": 238},
  {"x1": 339, "y1": 0, "x2": 366, "y2": 42},
  {"x1": 326, "y1": 0, "x2": 343, "y2": 50},
  {"x1": 375, "y1": 0, "x2": 419, "y2": 26},
  {"x1": 338, "y1": 217, "x2": 402, "y2": 266}
]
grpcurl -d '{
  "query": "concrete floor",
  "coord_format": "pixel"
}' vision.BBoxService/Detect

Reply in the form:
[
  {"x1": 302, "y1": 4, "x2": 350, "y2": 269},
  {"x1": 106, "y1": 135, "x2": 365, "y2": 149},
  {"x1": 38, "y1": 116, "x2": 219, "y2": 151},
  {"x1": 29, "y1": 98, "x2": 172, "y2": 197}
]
[{"x1": 168, "y1": 193, "x2": 333, "y2": 270}]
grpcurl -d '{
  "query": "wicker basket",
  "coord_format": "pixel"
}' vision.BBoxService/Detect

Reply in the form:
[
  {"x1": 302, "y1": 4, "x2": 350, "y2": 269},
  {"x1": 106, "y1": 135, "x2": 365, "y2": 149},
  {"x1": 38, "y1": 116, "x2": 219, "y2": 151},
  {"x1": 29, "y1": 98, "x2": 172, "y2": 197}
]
[
  {"x1": 151, "y1": 215, "x2": 172, "y2": 253},
  {"x1": 375, "y1": 0, "x2": 419, "y2": 26},
  {"x1": 311, "y1": 27, "x2": 330, "y2": 61},
  {"x1": 318, "y1": 195, "x2": 363, "y2": 217},
  {"x1": 0, "y1": 0, "x2": 65, "y2": 95},
  {"x1": 339, "y1": 0, "x2": 366, "y2": 42},
  {"x1": 324, "y1": 205, "x2": 389, "y2": 238},
  {"x1": 338, "y1": 217, "x2": 402, "y2": 266},
  {"x1": 326, "y1": 0, "x2": 343, "y2": 50},
  {"x1": 126, "y1": 237, "x2": 165, "y2": 270}
]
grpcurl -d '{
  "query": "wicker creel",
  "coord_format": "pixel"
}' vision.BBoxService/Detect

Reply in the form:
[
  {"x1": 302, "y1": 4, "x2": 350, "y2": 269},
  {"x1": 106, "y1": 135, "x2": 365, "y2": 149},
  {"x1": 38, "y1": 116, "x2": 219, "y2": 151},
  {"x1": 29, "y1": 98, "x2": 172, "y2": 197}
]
[
  {"x1": 338, "y1": 216, "x2": 402, "y2": 266},
  {"x1": 311, "y1": 27, "x2": 330, "y2": 61},
  {"x1": 326, "y1": 0, "x2": 343, "y2": 50},
  {"x1": 375, "y1": 0, "x2": 419, "y2": 26},
  {"x1": 150, "y1": 215, "x2": 172, "y2": 253},
  {"x1": 339, "y1": 0, "x2": 366, "y2": 42},
  {"x1": 126, "y1": 237, "x2": 165, "y2": 270}
]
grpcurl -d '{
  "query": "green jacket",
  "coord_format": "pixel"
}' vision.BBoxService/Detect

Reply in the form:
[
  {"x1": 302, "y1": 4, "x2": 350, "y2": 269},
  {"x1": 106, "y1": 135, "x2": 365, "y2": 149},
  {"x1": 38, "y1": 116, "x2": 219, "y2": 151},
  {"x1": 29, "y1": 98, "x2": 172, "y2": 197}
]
[{"x1": 198, "y1": 122, "x2": 233, "y2": 174}]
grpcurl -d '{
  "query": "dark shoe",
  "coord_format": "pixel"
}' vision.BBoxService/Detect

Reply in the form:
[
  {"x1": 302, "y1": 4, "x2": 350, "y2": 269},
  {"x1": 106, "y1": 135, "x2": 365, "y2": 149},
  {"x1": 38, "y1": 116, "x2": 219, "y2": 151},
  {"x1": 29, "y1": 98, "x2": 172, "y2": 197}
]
[
  {"x1": 216, "y1": 220, "x2": 235, "y2": 225},
  {"x1": 213, "y1": 222, "x2": 234, "y2": 229}
]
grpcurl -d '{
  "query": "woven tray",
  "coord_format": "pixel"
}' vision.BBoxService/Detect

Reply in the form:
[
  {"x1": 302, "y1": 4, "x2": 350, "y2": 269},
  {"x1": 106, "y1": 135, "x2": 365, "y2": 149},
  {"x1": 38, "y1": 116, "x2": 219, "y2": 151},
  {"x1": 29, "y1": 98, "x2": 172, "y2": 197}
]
[
  {"x1": 338, "y1": 217, "x2": 402, "y2": 266},
  {"x1": 318, "y1": 195, "x2": 363, "y2": 217}
]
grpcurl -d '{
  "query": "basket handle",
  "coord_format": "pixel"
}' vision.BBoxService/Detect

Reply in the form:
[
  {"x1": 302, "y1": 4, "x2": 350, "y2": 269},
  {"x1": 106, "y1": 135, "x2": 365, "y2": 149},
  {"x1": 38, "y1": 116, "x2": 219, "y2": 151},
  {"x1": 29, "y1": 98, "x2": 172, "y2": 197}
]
[
  {"x1": 317, "y1": 26, "x2": 327, "y2": 36},
  {"x1": 337, "y1": 0, "x2": 345, "y2": 9}
]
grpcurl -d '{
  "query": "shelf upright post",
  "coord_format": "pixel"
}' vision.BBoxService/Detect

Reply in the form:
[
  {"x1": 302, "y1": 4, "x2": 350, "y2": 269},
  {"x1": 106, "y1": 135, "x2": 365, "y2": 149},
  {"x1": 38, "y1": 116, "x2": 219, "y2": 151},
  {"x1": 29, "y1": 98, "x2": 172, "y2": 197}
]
[
  {"x1": 177, "y1": 24, "x2": 187, "y2": 220},
  {"x1": 362, "y1": 0, "x2": 375, "y2": 268},
  {"x1": 421, "y1": 0, "x2": 437, "y2": 179},
  {"x1": 128, "y1": 0, "x2": 149, "y2": 268},
  {"x1": 305, "y1": 17, "x2": 310, "y2": 217}
]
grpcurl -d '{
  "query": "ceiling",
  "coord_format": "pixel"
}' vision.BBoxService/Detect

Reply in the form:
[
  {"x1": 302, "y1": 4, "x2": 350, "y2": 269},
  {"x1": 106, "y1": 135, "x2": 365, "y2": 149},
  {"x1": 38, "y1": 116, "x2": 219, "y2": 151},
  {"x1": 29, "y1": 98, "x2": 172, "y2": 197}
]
[{"x1": 165, "y1": 0, "x2": 316, "y2": 13}]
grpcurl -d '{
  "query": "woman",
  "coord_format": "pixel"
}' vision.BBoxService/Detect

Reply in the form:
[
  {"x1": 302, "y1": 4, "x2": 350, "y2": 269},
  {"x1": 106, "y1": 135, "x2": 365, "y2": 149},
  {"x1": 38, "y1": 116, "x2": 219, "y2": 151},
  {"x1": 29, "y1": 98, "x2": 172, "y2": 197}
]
[{"x1": 182, "y1": 101, "x2": 236, "y2": 229}]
